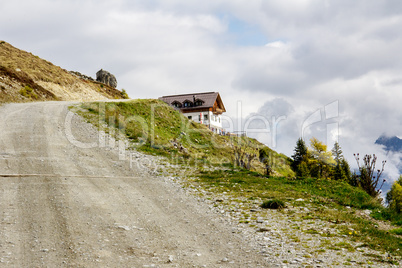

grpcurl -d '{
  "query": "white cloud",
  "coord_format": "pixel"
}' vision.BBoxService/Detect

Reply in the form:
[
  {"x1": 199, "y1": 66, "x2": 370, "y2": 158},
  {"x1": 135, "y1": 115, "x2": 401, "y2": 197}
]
[{"x1": 265, "y1": 41, "x2": 287, "y2": 48}]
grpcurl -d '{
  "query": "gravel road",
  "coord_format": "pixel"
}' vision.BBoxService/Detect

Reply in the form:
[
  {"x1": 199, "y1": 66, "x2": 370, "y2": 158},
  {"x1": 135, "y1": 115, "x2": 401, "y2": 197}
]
[{"x1": 0, "y1": 101, "x2": 270, "y2": 267}]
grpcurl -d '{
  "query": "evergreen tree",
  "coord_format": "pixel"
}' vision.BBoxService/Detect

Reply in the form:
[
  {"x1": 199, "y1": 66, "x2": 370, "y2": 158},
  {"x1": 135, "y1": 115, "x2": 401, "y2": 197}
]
[
  {"x1": 332, "y1": 142, "x2": 343, "y2": 163},
  {"x1": 291, "y1": 138, "x2": 308, "y2": 172},
  {"x1": 341, "y1": 158, "x2": 352, "y2": 181},
  {"x1": 331, "y1": 142, "x2": 350, "y2": 180}
]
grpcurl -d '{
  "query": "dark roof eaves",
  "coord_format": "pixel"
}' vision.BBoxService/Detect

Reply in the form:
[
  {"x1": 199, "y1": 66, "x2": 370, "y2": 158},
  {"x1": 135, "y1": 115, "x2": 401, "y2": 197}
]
[{"x1": 160, "y1": 92, "x2": 217, "y2": 98}]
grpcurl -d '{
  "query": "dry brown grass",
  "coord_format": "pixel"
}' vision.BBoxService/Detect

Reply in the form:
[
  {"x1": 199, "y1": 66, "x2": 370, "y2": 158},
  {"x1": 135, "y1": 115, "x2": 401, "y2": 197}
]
[{"x1": 0, "y1": 41, "x2": 127, "y2": 103}]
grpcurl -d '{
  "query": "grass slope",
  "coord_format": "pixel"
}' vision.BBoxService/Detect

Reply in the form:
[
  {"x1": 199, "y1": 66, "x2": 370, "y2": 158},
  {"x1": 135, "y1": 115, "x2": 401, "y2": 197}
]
[
  {"x1": 189, "y1": 169, "x2": 401, "y2": 261},
  {"x1": 75, "y1": 99, "x2": 402, "y2": 262},
  {"x1": 77, "y1": 99, "x2": 294, "y2": 177}
]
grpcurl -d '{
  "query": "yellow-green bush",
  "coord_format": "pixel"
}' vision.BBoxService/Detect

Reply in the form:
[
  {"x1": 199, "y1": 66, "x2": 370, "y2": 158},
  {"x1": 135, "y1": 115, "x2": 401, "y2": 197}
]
[
  {"x1": 19, "y1": 85, "x2": 38, "y2": 99},
  {"x1": 387, "y1": 176, "x2": 402, "y2": 213}
]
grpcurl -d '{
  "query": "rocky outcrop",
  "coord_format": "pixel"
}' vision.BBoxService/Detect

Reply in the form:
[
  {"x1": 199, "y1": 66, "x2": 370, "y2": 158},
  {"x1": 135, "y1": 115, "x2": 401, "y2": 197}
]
[
  {"x1": 69, "y1": 71, "x2": 94, "y2": 81},
  {"x1": 96, "y1": 69, "x2": 117, "y2": 88}
]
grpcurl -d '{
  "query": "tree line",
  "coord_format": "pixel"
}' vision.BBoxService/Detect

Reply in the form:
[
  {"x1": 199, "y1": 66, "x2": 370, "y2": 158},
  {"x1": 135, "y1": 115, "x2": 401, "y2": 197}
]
[
  {"x1": 289, "y1": 137, "x2": 402, "y2": 216},
  {"x1": 290, "y1": 137, "x2": 388, "y2": 197}
]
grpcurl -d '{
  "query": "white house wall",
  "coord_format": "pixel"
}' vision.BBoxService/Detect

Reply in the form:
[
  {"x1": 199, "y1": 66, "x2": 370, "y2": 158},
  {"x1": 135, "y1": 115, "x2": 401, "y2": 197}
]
[{"x1": 184, "y1": 111, "x2": 223, "y2": 132}]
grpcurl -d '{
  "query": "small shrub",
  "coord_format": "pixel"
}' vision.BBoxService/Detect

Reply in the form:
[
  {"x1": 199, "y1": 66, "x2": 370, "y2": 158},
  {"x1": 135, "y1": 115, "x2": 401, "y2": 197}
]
[
  {"x1": 259, "y1": 146, "x2": 273, "y2": 176},
  {"x1": 261, "y1": 199, "x2": 285, "y2": 209},
  {"x1": 353, "y1": 153, "x2": 386, "y2": 197},
  {"x1": 121, "y1": 89, "x2": 129, "y2": 99},
  {"x1": 19, "y1": 85, "x2": 36, "y2": 99},
  {"x1": 387, "y1": 175, "x2": 402, "y2": 214}
]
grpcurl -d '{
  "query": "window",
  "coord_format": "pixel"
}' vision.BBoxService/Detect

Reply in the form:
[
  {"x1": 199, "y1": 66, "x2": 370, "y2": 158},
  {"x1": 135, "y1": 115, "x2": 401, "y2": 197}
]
[
  {"x1": 198, "y1": 115, "x2": 202, "y2": 121},
  {"x1": 184, "y1": 101, "x2": 193, "y2": 107},
  {"x1": 194, "y1": 99, "x2": 204, "y2": 107},
  {"x1": 188, "y1": 116, "x2": 192, "y2": 120},
  {"x1": 204, "y1": 114, "x2": 208, "y2": 121},
  {"x1": 171, "y1": 101, "x2": 181, "y2": 108}
]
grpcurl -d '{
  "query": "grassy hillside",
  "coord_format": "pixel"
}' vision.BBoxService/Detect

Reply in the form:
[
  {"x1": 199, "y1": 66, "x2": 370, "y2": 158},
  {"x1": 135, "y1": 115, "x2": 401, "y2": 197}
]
[
  {"x1": 74, "y1": 99, "x2": 402, "y2": 263},
  {"x1": 0, "y1": 41, "x2": 127, "y2": 103},
  {"x1": 75, "y1": 99, "x2": 294, "y2": 177}
]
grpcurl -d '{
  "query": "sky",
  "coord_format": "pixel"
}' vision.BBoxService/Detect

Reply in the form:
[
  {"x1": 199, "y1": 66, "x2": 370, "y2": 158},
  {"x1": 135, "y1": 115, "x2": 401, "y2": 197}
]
[{"x1": 1, "y1": 0, "x2": 402, "y2": 189}]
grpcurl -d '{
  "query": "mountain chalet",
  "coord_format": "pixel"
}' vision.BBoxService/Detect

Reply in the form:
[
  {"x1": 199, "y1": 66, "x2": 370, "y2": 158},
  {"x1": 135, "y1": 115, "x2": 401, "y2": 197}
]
[{"x1": 159, "y1": 92, "x2": 226, "y2": 134}]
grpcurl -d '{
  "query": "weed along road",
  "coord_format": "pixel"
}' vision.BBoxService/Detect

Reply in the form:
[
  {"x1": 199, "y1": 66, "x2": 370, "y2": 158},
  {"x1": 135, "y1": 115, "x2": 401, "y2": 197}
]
[{"x1": 0, "y1": 101, "x2": 267, "y2": 267}]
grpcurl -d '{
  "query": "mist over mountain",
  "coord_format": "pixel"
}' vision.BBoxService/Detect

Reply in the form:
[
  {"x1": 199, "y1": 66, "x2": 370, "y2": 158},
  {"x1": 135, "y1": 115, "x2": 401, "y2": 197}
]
[
  {"x1": 375, "y1": 135, "x2": 402, "y2": 180},
  {"x1": 375, "y1": 135, "x2": 402, "y2": 152}
]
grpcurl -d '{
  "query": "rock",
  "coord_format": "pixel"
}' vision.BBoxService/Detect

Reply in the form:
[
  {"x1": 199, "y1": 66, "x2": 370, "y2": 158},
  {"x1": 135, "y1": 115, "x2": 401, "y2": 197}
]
[
  {"x1": 295, "y1": 198, "x2": 304, "y2": 202},
  {"x1": 96, "y1": 69, "x2": 117, "y2": 88},
  {"x1": 167, "y1": 255, "x2": 174, "y2": 263},
  {"x1": 70, "y1": 71, "x2": 95, "y2": 81},
  {"x1": 363, "y1": 209, "x2": 371, "y2": 215},
  {"x1": 117, "y1": 225, "x2": 130, "y2": 231}
]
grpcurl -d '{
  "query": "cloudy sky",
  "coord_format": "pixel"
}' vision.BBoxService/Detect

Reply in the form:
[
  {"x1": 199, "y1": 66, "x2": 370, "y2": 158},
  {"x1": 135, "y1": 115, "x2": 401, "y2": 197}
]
[{"x1": 1, "y1": 0, "x2": 402, "y2": 186}]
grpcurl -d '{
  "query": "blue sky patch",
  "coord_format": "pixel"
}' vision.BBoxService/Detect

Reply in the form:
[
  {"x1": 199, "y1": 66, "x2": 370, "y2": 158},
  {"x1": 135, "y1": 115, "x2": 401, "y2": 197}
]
[{"x1": 224, "y1": 15, "x2": 268, "y2": 46}]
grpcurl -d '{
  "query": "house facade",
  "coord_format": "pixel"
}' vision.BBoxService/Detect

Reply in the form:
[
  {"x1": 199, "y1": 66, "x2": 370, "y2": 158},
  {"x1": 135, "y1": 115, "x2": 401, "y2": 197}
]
[{"x1": 159, "y1": 92, "x2": 226, "y2": 134}]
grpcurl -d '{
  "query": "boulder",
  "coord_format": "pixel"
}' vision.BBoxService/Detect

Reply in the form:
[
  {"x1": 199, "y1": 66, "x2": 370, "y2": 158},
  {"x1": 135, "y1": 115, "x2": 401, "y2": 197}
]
[{"x1": 96, "y1": 69, "x2": 117, "y2": 88}]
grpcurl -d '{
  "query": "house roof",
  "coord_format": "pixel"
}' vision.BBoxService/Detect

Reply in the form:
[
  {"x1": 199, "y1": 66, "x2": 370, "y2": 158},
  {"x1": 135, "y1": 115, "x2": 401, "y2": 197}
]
[{"x1": 159, "y1": 92, "x2": 226, "y2": 112}]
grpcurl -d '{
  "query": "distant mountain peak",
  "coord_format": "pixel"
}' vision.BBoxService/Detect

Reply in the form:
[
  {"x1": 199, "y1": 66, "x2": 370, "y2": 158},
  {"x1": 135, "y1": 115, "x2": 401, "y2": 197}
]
[{"x1": 375, "y1": 134, "x2": 402, "y2": 152}]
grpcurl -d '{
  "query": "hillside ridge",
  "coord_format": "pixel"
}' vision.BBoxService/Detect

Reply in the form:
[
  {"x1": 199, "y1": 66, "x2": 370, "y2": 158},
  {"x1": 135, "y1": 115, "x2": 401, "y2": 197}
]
[{"x1": 0, "y1": 41, "x2": 128, "y2": 103}]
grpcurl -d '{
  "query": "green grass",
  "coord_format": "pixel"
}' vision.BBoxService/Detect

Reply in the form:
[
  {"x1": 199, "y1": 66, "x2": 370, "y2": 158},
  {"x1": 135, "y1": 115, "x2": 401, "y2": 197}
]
[
  {"x1": 333, "y1": 242, "x2": 355, "y2": 252},
  {"x1": 194, "y1": 169, "x2": 380, "y2": 209},
  {"x1": 192, "y1": 169, "x2": 402, "y2": 256},
  {"x1": 390, "y1": 228, "x2": 402, "y2": 236},
  {"x1": 75, "y1": 99, "x2": 294, "y2": 177},
  {"x1": 371, "y1": 208, "x2": 402, "y2": 226}
]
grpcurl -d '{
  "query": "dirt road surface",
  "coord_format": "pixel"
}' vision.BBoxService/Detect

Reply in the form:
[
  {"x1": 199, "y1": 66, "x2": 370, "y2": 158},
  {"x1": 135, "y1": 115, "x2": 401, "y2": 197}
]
[{"x1": 0, "y1": 102, "x2": 269, "y2": 267}]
